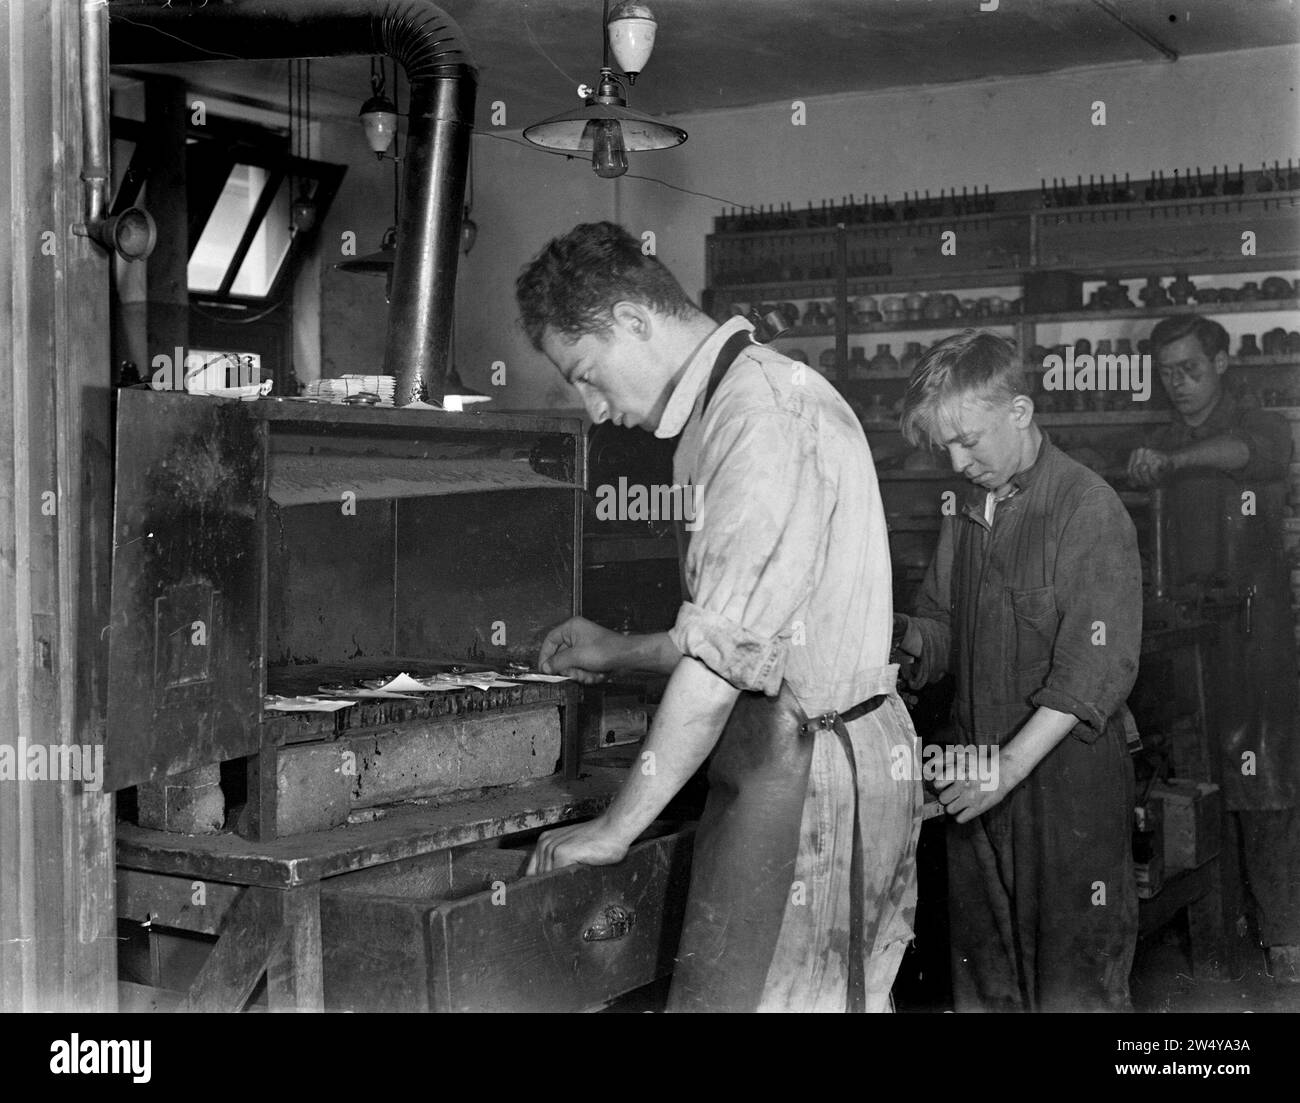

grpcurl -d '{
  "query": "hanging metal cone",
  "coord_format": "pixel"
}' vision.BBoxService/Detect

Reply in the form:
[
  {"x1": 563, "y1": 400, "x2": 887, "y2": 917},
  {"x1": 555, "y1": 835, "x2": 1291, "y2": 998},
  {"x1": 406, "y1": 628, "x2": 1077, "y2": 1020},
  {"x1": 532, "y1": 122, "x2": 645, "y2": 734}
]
[
  {"x1": 523, "y1": 99, "x2": 686, "y2": 152},
  {"x1": 336, "y1": 227, "x2": 398, "y2": 274}
]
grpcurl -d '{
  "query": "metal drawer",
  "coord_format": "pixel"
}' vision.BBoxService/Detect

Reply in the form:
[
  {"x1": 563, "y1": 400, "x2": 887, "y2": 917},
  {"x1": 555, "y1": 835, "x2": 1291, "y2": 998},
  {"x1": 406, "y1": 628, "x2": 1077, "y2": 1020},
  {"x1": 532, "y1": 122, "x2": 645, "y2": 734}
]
[{"x1": 320, "y1": 823, "x2": 694, "y2": 1012}]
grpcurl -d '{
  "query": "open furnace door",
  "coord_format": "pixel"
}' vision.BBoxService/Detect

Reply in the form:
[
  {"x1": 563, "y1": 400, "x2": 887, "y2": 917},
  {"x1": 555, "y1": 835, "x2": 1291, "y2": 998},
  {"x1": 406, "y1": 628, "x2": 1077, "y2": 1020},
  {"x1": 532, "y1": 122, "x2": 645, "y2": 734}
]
[{"x1": 105, "y1": 391, "x2": 266, "y2": 791}]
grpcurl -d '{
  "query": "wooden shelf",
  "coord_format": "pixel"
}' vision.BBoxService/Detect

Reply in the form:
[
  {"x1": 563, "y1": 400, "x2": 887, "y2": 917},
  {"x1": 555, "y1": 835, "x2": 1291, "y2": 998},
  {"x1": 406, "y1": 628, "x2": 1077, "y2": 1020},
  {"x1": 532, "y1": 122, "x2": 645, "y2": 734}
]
[
  {"x1": 116, "y1": 769, "x2": 626, "y2": 888},
  {"x1": 711, "y1": 188, "x2": 1300, "y2": 237},
  {"x1": 1037, "y1": 407, "x2": 1300, "y2": 426},
  {"x1": 771, "y1": 308, "x2": 1298, "y2": 351},
  {"x1": 709, "y1": 187, "x2": 1300, "y2": 305},
  {"x1": 1029, "y1": 298, "x2": 1299, "y2": 323},
  {"x1": 1059, "y1": 256, "x2": 1299, "y2": 281},
  {"x1": 711, "y1": 270, "x2": 1026, "y2": 297},
  {"x1": 1020, "y1": 355, "x2": 1300, "y2": 374},
  {"x1": 711, "y1": 264, "x2": 1298, "y2": 301},
  {"x1": 1228, "y1": 356, "x2": 1300, "y2": 369}
]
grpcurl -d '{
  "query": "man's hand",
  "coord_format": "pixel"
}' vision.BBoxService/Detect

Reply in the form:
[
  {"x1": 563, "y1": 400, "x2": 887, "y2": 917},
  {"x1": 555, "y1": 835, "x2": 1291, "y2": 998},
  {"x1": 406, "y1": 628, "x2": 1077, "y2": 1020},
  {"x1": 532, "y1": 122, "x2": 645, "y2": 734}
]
[
  {"x1": 891, "y1": 612, "x2": 922, "y2": 664},
  {"x1": 526, "y1": 815, "x2": 631, "y2": 875},
  {"x1": 1126, "y1": 446, "x2": 1173, "y2": 487},
  {"x1": 936, "y1": 708, "x2": 1077, "y2": 823},
  {"x1": 934, "y1": 772, "x2": 1013, "y2": 824},
  {"x1": 537, "y1": 616, "x2": 628, "y2": 684}
]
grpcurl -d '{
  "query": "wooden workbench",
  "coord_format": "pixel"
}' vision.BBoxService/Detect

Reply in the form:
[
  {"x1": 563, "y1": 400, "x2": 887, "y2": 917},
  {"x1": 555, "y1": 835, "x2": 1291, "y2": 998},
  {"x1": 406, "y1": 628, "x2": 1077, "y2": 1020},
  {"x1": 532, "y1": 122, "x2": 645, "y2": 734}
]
[{"x1": 117, "y1": 767, "x2": 625, "y2": 1011}]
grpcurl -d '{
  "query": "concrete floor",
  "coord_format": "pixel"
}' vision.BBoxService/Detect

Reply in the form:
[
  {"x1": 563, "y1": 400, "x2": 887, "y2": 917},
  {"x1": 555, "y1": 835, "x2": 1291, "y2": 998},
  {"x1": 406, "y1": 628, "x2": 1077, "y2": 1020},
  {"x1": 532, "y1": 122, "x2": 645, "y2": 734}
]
[{"x1": 1131, "y1": 925, "x2": 1300, "y2": 1013}]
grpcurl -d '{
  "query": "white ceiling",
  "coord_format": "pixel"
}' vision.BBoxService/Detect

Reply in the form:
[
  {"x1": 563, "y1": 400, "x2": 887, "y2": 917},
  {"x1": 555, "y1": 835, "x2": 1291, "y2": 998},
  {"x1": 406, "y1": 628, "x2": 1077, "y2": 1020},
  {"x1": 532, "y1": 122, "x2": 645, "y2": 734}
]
[{"x1": 112, "y1": 0, "x2": 1300, "y2": 130}]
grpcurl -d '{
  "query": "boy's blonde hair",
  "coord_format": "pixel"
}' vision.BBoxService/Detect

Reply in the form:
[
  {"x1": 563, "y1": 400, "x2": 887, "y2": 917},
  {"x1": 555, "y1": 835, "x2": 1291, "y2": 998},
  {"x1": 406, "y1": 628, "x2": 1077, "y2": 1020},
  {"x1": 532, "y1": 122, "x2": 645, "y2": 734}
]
[{"x1": 899, "y1": 330, "x2": 1027, "y2": 447}]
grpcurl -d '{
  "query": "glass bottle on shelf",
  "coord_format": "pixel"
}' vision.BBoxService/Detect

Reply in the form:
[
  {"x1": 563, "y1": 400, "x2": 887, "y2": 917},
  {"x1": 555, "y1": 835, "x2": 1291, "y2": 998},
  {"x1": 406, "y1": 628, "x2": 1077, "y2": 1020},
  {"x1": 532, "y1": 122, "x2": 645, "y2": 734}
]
[
  {"x1": 1168, "y1": 272, "x2": 1196, "y2": 304},
  {"x1": 848, "y1": 346, "x2": 870, "y2": 379},
  {"x1": 1139, "y1": 276, "x2": 1170, "y2": 308},
  {"x1": 869, "y1": 343, "x2": 900, "y2": 374}
]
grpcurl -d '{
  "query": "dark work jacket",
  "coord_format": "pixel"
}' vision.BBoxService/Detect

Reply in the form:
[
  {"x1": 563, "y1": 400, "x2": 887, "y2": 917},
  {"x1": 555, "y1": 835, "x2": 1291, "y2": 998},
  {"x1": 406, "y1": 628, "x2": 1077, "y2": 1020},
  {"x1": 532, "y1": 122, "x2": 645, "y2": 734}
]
[
  {"x1": 909, "y1": 433, "x2": 1143, "y2": 747},
  {"x1": 1147, "y1": 393, "x2": 1299, "y2": 810}
]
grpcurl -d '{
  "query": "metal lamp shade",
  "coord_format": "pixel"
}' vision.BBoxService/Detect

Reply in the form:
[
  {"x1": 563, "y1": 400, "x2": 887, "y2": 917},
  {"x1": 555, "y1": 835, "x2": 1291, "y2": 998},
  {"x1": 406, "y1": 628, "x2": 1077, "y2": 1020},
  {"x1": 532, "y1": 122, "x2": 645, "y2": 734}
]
[
  {"x1": 523, "y1": 102, "x2": 686, "y2": 152},
  {"x1": 336, "y1": 226, "x2": 399, "y2": 274},
  {"x1": 335, "y1": 246, "x2": 396, "y2": 274}
]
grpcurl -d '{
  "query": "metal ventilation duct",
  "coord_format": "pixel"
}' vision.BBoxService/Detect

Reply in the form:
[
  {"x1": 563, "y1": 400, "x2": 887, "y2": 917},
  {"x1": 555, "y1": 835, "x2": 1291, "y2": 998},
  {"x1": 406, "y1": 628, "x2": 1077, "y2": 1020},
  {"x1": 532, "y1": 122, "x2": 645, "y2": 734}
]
[{"x1": 108, "y1": 0, "x2": 478, "y2": 406}]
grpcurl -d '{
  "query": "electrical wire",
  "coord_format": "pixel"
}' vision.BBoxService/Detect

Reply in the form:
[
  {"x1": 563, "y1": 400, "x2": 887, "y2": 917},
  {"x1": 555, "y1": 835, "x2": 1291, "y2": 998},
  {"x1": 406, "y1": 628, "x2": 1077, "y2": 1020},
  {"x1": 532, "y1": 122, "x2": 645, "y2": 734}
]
[
  {"x1": 190, "y1": 299, "x2": 287, "y2": 325},
  {"x1": 520, "y1": 1, "x2": 581, "y2": 90},
  {"x1": 623, "y1": 171, "x2": 757, "y2": 212},
  {"x1": 111, "y1": 14, "x2": 245, "y2": 61},
  {"x1": 392, "y1": 58, "x2": 402, "y2": 227}
]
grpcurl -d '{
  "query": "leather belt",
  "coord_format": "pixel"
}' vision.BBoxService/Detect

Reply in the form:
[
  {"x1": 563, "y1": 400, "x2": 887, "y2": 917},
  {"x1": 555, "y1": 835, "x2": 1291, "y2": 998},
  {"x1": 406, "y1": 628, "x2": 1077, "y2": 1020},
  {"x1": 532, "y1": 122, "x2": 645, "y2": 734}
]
[{"x1": 798, "y1": 693, "x2": 888, "y2": 735}]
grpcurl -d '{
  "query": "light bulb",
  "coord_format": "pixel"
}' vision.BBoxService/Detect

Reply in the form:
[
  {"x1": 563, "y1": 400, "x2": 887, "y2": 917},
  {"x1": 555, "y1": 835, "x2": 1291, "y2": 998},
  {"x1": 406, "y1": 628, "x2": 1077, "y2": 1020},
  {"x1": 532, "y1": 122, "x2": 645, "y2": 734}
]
[
  {"x1": 586, "y1": 119, "x2": 628, "y2": 179},
  {"x1": 359, "y1": 94, "x2": 399, "y2": 158}
]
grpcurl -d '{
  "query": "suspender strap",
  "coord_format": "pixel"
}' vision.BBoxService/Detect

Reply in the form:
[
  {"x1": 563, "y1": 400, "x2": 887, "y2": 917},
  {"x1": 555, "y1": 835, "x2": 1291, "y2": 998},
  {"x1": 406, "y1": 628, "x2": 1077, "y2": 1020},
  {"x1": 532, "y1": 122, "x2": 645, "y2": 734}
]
[
  {"x1": 702, "y1": 329, "x2": 756, "y2": 413},
  {"x1": 799, "y1": 692, "x2": 889, "y2": 1013}
]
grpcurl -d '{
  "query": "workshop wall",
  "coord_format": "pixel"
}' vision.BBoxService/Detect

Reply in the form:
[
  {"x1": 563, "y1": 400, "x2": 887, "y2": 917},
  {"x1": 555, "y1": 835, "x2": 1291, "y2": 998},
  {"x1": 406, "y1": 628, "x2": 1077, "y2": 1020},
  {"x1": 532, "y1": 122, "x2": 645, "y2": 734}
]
[
  {"x1": 314, "y1": 117, "x2": 612, "y2": 408},
  {"x1": 452, "y1": 134, "x2": 615, "y2": 409},
  {"x1": 433, "y1": 43, "x2": 1298, "y2": 412},
  {"x1": 317, "y1": 116, "x2": 397, "y2": 384}
]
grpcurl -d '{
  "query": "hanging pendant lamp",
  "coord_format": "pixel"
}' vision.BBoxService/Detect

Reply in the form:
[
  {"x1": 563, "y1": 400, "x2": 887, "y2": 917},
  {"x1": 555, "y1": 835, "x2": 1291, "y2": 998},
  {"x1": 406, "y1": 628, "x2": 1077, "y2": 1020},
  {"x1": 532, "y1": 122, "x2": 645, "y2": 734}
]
[{"x1": 522, "y1": 2, "x2": 685, "y2": 178}]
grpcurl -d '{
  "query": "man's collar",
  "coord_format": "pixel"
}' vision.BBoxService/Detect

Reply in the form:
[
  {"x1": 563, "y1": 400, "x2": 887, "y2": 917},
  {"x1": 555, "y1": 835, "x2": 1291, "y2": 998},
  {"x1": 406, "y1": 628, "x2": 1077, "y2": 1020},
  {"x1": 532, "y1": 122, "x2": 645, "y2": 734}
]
[
  {"x1": 654, "y1": 316, "x2": 755, "y2": 439},
  {"x1": 1009, "y1": 427, "x2": 1052, "y2": 493},
  {"x1": 1180, "y1": 390, "x2": 1234, "y2": 433}
]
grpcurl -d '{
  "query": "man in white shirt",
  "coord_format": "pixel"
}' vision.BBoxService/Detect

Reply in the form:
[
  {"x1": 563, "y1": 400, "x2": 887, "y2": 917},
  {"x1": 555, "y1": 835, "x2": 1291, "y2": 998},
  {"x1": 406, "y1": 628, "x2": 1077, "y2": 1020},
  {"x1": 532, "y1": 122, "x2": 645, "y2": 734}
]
[{"x1": 517, "y1": 222, "x2": 920, "y2": 1012}]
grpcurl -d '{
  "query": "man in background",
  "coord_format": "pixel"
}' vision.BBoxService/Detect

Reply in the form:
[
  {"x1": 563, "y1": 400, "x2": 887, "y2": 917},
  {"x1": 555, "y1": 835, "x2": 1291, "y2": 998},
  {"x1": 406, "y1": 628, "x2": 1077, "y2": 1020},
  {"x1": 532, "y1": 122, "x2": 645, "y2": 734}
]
[{"x1": 1128, "y1": 314, "x2": 1300, "y2": 982}]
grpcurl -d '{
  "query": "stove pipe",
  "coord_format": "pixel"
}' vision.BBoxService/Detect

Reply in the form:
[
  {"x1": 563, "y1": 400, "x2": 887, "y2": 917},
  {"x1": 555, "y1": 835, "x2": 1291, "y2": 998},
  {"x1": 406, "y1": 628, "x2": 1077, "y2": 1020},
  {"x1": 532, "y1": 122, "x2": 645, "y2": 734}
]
[{"x1": 109, "y1": 0, "x2": 477, "y2": 406}]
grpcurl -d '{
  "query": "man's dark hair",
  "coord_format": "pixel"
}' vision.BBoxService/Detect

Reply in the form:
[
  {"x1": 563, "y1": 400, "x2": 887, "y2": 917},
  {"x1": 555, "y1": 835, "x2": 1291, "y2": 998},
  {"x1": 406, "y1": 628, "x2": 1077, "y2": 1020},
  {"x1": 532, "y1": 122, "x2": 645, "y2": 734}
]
[
  {"x1": 515, "y1": 221, "x2": 698, "y2": 350},
  {"x1": 1149, "y1": 314, "x2": 1230, "y2": 360}
]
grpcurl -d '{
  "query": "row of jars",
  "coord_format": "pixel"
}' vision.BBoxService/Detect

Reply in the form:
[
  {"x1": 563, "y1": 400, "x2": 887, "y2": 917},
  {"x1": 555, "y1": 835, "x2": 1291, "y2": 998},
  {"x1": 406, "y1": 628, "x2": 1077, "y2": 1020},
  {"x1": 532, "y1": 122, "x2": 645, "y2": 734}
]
[
  {"x1": 730, "y1": 292, "x2": 1023, "y2": 330},
  {"x1": 727, "y1": 272, "x2": 1296, "y2": 326},
  {"x1": 1239, "y1": 329, "x2": 1300, "y2": 357},
  {"x1": 790, "y1": 332, "x2": 1300, "y2": 379},
  {"x1": 786, "y1": 342, "x2": 919, "y2": 377},
  {"x1": 1092, "y1": 273, "x2": 1298, "y2": 310}
]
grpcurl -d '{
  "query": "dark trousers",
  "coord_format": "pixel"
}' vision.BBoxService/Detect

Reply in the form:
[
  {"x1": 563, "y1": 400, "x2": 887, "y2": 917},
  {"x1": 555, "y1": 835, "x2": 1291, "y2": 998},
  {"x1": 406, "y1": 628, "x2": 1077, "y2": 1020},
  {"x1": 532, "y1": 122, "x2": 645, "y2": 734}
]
[
  {"x1": 947, "y1": 724, "x2": 1138, "y2": 1012},
  {"x1": 1239, "y1": 808, "x2": 1300, "y2": 947}
]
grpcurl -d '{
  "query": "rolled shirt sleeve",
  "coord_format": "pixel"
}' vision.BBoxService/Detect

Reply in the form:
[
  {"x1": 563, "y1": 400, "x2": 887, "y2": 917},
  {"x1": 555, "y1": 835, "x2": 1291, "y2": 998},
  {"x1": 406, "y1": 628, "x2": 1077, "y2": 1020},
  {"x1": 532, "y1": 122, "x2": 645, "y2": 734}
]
[
  {"x1": 669, "y1": 406, "x2": 830, "y2": 694},
  {"x1": 1030, "y1": 485, "x2": 1143, "y2": 735}
]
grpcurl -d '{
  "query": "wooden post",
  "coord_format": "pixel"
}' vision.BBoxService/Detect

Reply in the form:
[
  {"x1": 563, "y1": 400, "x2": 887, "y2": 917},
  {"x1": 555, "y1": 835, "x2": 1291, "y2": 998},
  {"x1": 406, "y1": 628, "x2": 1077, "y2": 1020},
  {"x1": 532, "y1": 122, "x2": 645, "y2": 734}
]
[{"x1": 0, "y1": 0, "x2": 116, "y2": 1012}]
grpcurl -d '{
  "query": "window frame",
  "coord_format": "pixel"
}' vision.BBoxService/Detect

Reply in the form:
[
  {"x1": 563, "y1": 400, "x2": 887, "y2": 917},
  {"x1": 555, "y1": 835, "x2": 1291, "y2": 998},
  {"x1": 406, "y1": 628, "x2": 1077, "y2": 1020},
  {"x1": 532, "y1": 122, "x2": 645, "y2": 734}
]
[{"x1": 109, "y1": 113, "x2": 345, "y2": 308}]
